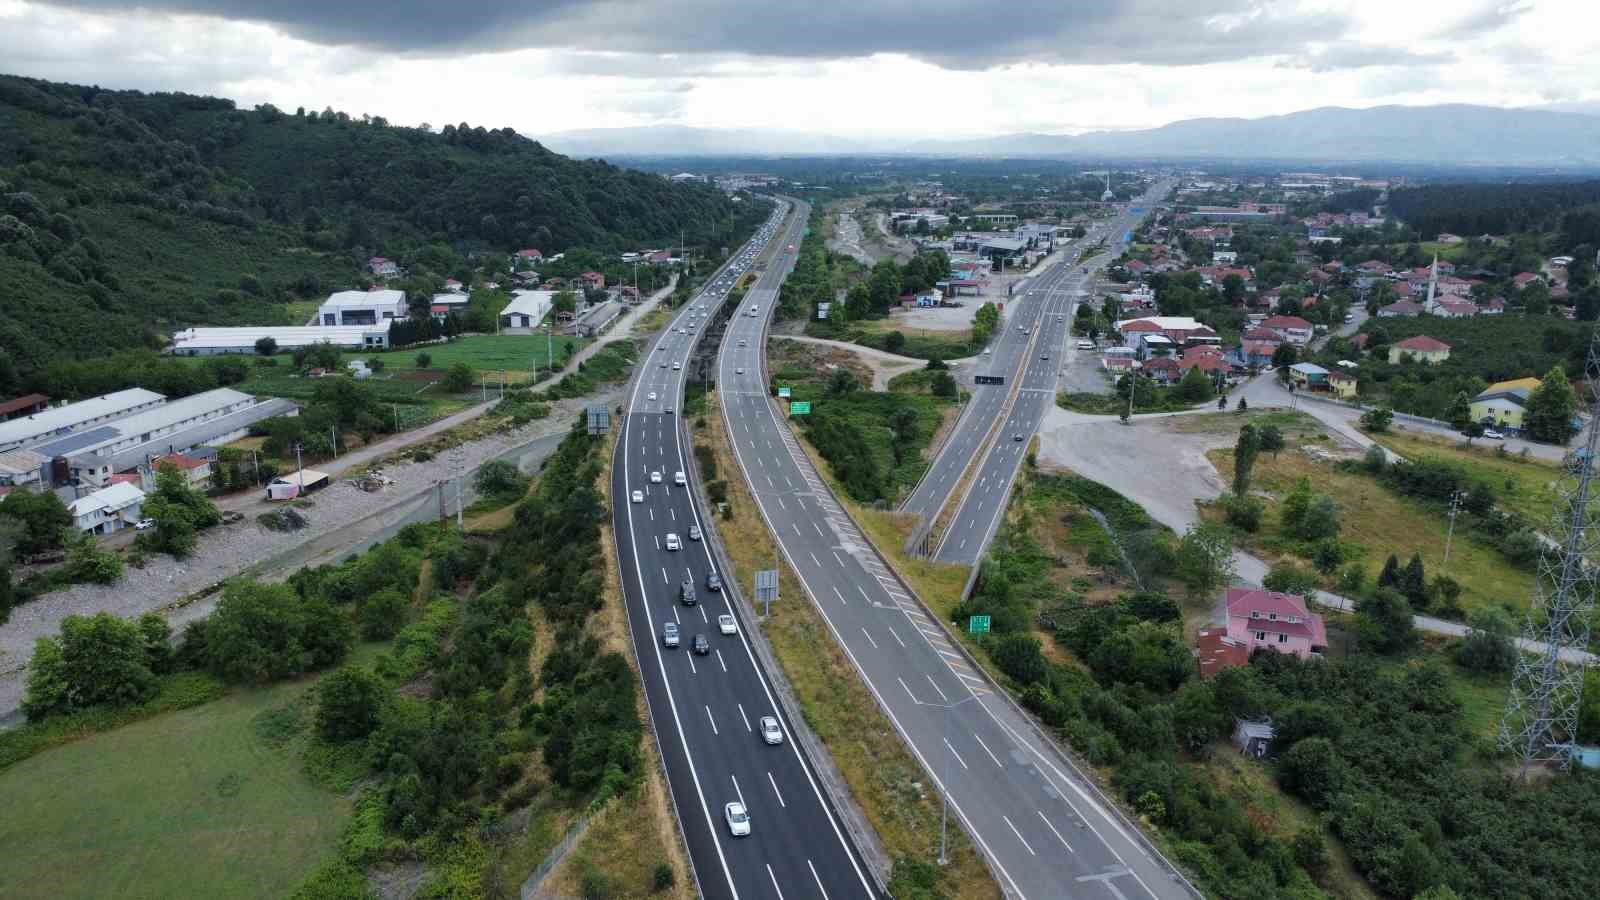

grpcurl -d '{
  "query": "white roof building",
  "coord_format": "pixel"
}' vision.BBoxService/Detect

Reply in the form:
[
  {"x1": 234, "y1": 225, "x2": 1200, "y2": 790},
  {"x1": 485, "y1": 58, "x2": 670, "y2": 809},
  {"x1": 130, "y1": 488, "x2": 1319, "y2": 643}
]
[
  {"x1": 170, "y1": 321, "x2": 394, "y2": 356},
  {"x1": 318, "y1": 289, "x2": 407, "y2": 326},
  {"x1": 0, "y1": 388, "x2": 166, "y2": 453},
  {"x1": 30, "y1": 388, "x2": 257, "y2": 463},
  {"x1": 501, "y1": 290, "x2": 557, "y2": 329},
  {"x1": 68, "y1": 481, "x2": 146, "y2": 534}
]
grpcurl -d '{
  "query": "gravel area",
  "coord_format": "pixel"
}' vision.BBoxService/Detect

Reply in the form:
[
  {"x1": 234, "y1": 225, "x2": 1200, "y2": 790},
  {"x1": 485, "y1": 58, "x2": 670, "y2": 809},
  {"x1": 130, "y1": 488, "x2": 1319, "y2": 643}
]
[{"x1": 0, "y1": 391, "x2": 613, "y2": 716}]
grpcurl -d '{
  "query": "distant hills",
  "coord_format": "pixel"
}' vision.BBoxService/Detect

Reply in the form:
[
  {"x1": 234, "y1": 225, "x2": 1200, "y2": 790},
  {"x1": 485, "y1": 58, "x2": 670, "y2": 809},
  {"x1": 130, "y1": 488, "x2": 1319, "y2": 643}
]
[{"x1": 544, "y1": 104, "x2": 1600, "y2": 167}]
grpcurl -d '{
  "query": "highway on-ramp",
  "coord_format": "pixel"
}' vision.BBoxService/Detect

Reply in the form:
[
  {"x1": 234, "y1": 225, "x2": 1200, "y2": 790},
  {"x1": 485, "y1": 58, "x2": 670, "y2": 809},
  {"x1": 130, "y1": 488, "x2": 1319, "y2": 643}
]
[
  {"x1": 718, "y1": 199, "x2": 1196, "y2": 900},
  {"x1": 935, "y1": 181, "x2": 1175, "y2": 564},
  {"x1": 611, "y1": 201, "x2": 878, "y2": 900}
]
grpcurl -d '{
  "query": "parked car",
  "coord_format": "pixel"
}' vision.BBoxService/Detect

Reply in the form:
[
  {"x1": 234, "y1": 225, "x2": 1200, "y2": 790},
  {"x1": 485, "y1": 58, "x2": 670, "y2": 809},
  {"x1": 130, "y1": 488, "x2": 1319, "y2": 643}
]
[
  {"x1": 1483, "y1": 429, "x2": 1506, "y2": 440},
  {"x1": 662, "y1": 622, "x2": 680, "y2": 648},
  {"x1": 135, "y1": 518, "x2": 156, "y2": 531}
]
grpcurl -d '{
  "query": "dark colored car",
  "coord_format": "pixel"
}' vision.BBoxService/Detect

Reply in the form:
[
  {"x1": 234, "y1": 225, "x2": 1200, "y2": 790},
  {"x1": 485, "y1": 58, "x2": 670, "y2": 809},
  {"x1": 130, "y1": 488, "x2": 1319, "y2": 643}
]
[
  {"x1": 680, "y1": 579, "x2": 698, "y2": 606},
  {"x1": 707, "y1": 571, "x2": 723, "y2": 592},
  {"x1": 692, "y1": 634, "x2": 711, "y2": 655}
]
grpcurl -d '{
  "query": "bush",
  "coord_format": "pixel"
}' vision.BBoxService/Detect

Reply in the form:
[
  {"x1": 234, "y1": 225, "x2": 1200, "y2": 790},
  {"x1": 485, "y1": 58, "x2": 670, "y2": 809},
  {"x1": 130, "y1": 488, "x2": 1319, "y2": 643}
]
[
  {"x1": 204, "y1": 580, "x2": 352, "y2": 683},
  {"x1": 1502, "y1": 528, "x2": 1542, "y2": 568},
  {"x1": 359, "y1": 588, "x2": 409, "y2": 640},
  {"x1": 1263, "y1": 563, "x2": 1320, "y2": 598},
  {"x1": 1359, "y1": 406, "x2": 1394, "y2": 432},
  {"x1": 651, "y1": 862, "x2": 675, "y2": 892},
  {"x1": 1220, "y1": 492, "x2": 1263, "y2": 532},
  {"x1": 990, "y1": 633, "x2": 1049, "y2": 685},
  {"x1": 1455, "y1": 609, "x2": 1517, "y2": 673},
  {"x1": 1277, "y1": 736, "x2": 1346, "y2": 809},
  {"x1": 23, "y1": 612, "x2": 161, "y2": 720},
  {"x1": 316, "y1": 666, "x2": 385, "y2": 742}
]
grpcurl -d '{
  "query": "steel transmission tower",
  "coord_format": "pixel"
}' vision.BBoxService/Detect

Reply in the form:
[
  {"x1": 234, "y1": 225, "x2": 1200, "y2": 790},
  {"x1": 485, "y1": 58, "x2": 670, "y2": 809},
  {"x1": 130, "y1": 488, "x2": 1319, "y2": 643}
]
[{"x1": 1498, "y1": 331, "x2": 1600, "y2": 774}]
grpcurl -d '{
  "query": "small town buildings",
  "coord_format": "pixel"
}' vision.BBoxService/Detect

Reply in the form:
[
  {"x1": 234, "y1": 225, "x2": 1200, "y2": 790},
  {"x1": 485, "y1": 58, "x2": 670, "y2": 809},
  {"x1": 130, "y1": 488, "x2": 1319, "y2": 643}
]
[
  {"x1": 579, "y1": 271, "x2": 606, "y2": 291},
  {"x1": 1389, "y1": 335, "x2": 1452, "y2": 365},
  {"x1": 500, "y1": 290, "x2": 558, "y2": 330},
  {"x1": 1224, "y1": 587, "x2": 1328, "y2": 660},
  {"x1": 513, "y1": 248, "x2": 544, "y2": 267},
  {"x1": 1378, "y1": 300, "x2": 1424, "y2": 318},
  {"x1": 28, "y1": 388, "x2": 261, "y2": 488},
  {"x1": 1116, "y1": 316, "x2": 1220, "y2": 349},
  {"x1": 0, "y1": 388, "x2": 166, "y2": 453},
  {"x1": 67, "y1": 481, "x2": 146, "y2": 534},
  {"x1": 0, "y1": 449, "x2": 47, "y2": 487},
  {"x1": 0, "y1": 394, "x2": 49, "y2": 423},
  {"x1": 1142, "y1": 356, "x2": 1181, "y2": 384},
  {"x1": 1287, "y1": 362, "x2": 1329, "y2": 390},
  {"x1": 318, "y1": 289, "x2": 407, "y2": 326},
  {"x1": 149, "y1": 452, "x2": 213, "y2": 490},
  {"x1": 1326, "y1": 370, "x2": 1359, "y2": 400},
  {"x1": 170, "y1": 323, "x2": 395, "y2": 355},
  {"x1": 429, "y1": 293, "x2": 471, "y2": 320},
  {"x1": 367, "y1": 256, "x2": 399, "y2": 277},
  {"x1": 1260, "y1": 315, "x2": 1314, "y2": 345},
  {"x1": 1195, "y1": 626, "x2": 1249, "y2": 679},
  {"x1": 1471, "y1": 377, "x2": 1541, "y2": 430}
]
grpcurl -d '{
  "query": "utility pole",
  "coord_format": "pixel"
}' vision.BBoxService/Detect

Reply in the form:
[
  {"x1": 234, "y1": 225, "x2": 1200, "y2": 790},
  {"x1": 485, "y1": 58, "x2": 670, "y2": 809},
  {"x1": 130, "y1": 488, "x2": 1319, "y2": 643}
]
[
  {"x1": 293, "y1": 443, "x2": 304, "y2": 492},
  {"x1": 330, "y1": 426, "x2": 338, "y2": 459},
  {"x1": 448, "y1": 446, "x2": 465, "y2": 529},
  {"x1": 392, "y1": 403, "x2": 400, "y2": 432},
  {"x1": 1442, "y1": 489, "x2": 1465, "y2": 565}
]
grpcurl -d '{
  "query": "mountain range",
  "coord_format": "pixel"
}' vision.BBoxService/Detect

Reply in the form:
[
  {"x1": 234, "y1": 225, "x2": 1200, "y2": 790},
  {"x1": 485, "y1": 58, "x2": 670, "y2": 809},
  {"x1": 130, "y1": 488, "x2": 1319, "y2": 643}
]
[{"x1": 544, "y1": 104, "x2": 1600, "y2": 167}]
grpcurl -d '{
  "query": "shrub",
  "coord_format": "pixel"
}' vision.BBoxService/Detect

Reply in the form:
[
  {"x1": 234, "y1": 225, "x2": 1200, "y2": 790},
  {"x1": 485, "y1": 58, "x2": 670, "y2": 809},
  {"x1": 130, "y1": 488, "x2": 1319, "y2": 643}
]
[
  {"x1": 1359, "y1": 406, "x2": 1394, "y2": 432},
  {"x1": 1263, "y1": 563, "x2": 1320, "y2": 598},
  {"x1": 204, "y1": 580, "x2": 352, "y2": 683},
  {"x1": 1502, "y1": 528, "x2": 1542, "y2": 568},
  {"x1": 1220, "y1": 492, "x2": 1263, "y2": 532},
  {"x1": 23, "y1": 612, "x2": 160, "y2": 720},
  {"x1": 651, "y1": 863, "x2": 675, "y2": 892},
  {"x1": 359, "y1": 588, "x2": 409, "y2": 640},
  {"x1": 316, "y1": 666, "x2": 385, "y2": 742},
  {"x1": 990, "y1": 633, "x2": 1049, "y2": 685}
]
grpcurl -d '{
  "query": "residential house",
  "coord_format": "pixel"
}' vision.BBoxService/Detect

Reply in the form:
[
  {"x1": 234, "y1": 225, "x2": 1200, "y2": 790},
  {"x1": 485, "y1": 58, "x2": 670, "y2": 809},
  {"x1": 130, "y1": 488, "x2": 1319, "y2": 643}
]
[
  {"x1": 1212, "y1": 250, "x2": 1238, "y2": 265},
  {"x1": 1196, "y1": 626, "x2": 1249, "y2": 679},
  {"x1": 1180, "y1": 346, "x2": 1230, "y2": 380},
  {"x1": 1434, "y1": 298, "x2": 1479, "y2": 319},
  {"x1": 0, "y1": 449, "x2": 46, "y2": 487},
  {"x1": 579, "y1": 271, "x2": 606, "y2": 291},
  {"x1": 1378, "y1": 300, "x2": 1424, "y2": 318},
  {"x1": 1116, "y1": 316, "x2": 1220, "y2": 349},
  {"x1": 1326, "y1": 370, "x2": 1358, "y2": 400},
  {"x1": 1436, "y1": 233, "x2": 1464, "y2": 244},
  {"x1": 1389, "y1": 335, "x2": 1452, "y2": 365},
  {"x1": 1260, "y1": 315, "x2": 1314, "y2": 345},
  {"x1": 443, "y1": 278, "x2": 464, "y2": 292},
  {"x1": 513, "y1": 248, "x2": 544, "y2": 267},
  {"x1": 1287, "y1": 362, "x2": 1330, "y2": 390},
  {"x1": 1142, "y1": 356, "x2": 1181, "y2": 385},
  {"x1": 367, "y1": 256, "x2": 399, "y2": 278},
  {"x1": 1224, "y1": 587, "x2": 1328, "y2": 660},
  {"x1": 68, "y1": 481, "x2": 146, "y2": 535},
  {"x1": 1513, "y1": 272, "x2": 1542, "y2": 290},
  {"x1": 1483, "y1": 296, "x2": 1507, "y2": 315},
  {"x1": 1471, "y1": 377, "x2": 1541, "y2": 430},
  {"x1": 149, "y1": 452, "x2": 213, "y2": 490},
  {"x1": 1357, "y1": 260, "x2": 1394, "y2": 275}
]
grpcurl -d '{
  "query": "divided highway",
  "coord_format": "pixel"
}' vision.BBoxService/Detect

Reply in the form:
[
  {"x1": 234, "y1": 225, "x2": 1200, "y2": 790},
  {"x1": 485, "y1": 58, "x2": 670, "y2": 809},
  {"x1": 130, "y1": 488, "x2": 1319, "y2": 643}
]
[
  {"x1": 719, "y1": 200, "x2": 1196, "y2": 900},
  {"x1": 610, "y1": 201, "x2": 877, "y2": 900},
  {"x1": 935, "y1": 181, "x2": 1176, "y2": 564}
]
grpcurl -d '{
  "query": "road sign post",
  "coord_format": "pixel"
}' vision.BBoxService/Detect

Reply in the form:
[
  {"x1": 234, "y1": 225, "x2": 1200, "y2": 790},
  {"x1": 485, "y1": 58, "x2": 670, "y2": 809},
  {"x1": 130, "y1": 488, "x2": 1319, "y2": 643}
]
[
  {"x1": 968, "y1": 614, "x2": 991, "y2": 635},
  {"x1": 755, "y1": 569, "x2": 779, "y2": 617},
  {"x1": 789, "y1": 401, "x2": 811, "y2": 416},
  {"x1": 777, "y1": 387, "x2": 792, "y2": 399}
]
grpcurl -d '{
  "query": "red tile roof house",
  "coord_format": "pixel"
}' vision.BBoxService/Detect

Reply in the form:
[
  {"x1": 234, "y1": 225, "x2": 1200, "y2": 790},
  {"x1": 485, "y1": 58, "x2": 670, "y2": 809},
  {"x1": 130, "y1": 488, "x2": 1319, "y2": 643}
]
[
  {"x1": 1260, "y1": 315, "x2": 1313, "y2": 345},
  {"x1": 515, "y1": 248, "x2": 544, "y2": 264},
  {"x1": 1512, "y1": 272, "x2": 1541, "y2": 289},
  {"x1": 1196, "y1": 626, "x2": 1250, "y2": 679},
  {"x1": 580, "y1": 271, "x2": 606, "y2": 290},
  {"x1": 1358, "y1": 260, "x2": 1394, "y2": 274},
  {"x1": 1223, "y1": 588, "x2": 1328, "y2": 661},
  {"x1": 1142, "y1": 356, "x2": 1182, "y2": 384}
]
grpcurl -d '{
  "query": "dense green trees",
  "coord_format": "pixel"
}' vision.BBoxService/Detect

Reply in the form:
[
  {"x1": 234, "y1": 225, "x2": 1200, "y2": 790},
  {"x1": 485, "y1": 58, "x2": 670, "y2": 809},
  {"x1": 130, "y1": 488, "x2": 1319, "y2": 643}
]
[
  {"x1": 138, "y1": 464, "x2": 222, "y2": 557},
  {"x1": 315, "y1": 666, "x2": 385, "y2": 742},
  {"x1": 1523, "y1": 365, "x2": 1579, "y2": 444},
  {"x1": 22, "y1": 612, "x2": 168, "y2": 719},
  {"x1": 0, "y1": 488, "x2": 71, "y2": 560},
  {"x1": 201, "y1": 580, "x2": 352, "y2": 683}
]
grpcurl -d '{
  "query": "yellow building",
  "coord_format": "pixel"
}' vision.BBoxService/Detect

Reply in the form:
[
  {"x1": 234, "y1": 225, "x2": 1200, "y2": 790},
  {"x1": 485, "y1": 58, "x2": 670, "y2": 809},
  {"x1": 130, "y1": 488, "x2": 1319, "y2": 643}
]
[
  {"x1": 1388, "y1": 335, "x2": 1452, "y2": 365},
  {"x1": 1470, "y1": 377, "x2": 1540, "y2": 430},
  {"x1": 1327, "y1": 370, "x2": 1358, "y2": 400}
]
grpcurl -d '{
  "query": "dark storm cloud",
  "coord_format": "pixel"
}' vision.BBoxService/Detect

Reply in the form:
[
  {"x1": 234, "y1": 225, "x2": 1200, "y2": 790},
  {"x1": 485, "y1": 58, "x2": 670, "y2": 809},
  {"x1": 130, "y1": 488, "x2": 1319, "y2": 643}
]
[{"x1": 35, "y1": 1, "x2": 1356, "y2": 69}]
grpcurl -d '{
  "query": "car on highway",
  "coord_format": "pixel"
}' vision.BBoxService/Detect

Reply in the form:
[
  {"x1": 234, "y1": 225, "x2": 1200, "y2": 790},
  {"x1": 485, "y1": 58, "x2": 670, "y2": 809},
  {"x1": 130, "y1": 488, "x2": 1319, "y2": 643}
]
[
  {"x1": 650, "y1": 470, "x2": 663, "y2": 483},
  {"x1": 1040, "y1": 352, "x2": 1050, "y2": 360},
  {"x1": 665, "y1": 532, "x2": 681, "y2": 551},
  {"x1": 674, "y1": 470, "x2": 686, "y2": 485},
  {"x1": 706, "y1": 571, "x2": 722, "y2": 592},
  {"x1": 661, "y1": 622, "x2": 679, "y2": 648},
  {"x1": 1013, "y1": 432, "x2": 1025, "y2": 441},
  {"x1": 647, "y1": 391, "x2": 658, "y2": 401},
  {"x1": 631, "y1": 489, "x2": 643, "y2": 503},
  {"x1": 724, "y1": 801, "x2": 750, "y2": 836},
  {"x1": 738, "y1": 339, "x2": 747, "y2": 347},
  {"x1": 688, "y1": 524, "x2": 702, "y2": 541},
  {"x1": 672, "y1": 362, "x2": 681, "y2": 371},
  {"x1": 735, "y1": 367, "x2": 745, "y2": 375},
  {"x1": 680, "y1": 578, "x2": 697, "y2": 605},
  {"x1": 759, "y1": 716, "x2": 784, "y2": 745},
  {"x1": 692, "y1": 633, "x2": 711, "y2": 656},
  {"x1": 659, "y1": 359, "x2": 668, "y2": 367},
  {"x1": 718, "y1": 614, "x2": 737, "y2": 636}
]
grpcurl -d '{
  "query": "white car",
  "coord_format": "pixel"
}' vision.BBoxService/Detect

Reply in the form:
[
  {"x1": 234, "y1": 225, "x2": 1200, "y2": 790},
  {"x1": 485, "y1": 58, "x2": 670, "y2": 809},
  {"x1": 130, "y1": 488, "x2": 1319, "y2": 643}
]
[
  {"x1": 665, "y1": 533, "x2": 681, "y2": 551},
  {"x1": 673, "y1": 362, "x2": 681, "y2": 371},
  {"x1": 724, "y1": 801, "x2": 751, "y2": 837},
  {"x1": 135, "y1": 518, "x2": 156, "y2": 531},
  {"x1": 674, "y1": 470, "x2": 686, "y2": 486},
  {"x1": 759, "y1": 716, "x2": 784, "y2": 745},
  {"x1": 1483, "y1": 429, "x2": 1506, "y2": 440},
  {"x1": 1076, "y1": 340, "x2": 1095, "y2": 350},
  {"x1": 631, "y1": 490, "x2": 644, "y2": 503},
  {"x1": 719, "y1": 614, "x2": 737, "y2": 636},
  {"x1": 647, "y1": 391, "x2": 658, "y2": 401},
  {"x1": 736, "y1": 367, "x2": 745, "y2": 375},
  {"x1": 650, "y1": 470, "x2": 663, "y2": 483}
]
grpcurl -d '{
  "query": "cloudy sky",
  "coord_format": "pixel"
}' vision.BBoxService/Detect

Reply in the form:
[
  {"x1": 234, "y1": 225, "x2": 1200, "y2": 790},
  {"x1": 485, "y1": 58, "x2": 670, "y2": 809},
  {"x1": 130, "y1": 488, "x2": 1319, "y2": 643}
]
[{"x1": 1, "y1": 0, "x2": 1596, "y2": 138}]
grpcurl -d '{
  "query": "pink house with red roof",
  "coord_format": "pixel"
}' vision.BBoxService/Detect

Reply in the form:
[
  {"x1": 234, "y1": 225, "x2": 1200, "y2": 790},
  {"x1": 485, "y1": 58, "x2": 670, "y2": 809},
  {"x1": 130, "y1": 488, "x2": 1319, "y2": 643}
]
[{"x1": 1224, "y1": 588, "x2": 1327, "y2": 660}]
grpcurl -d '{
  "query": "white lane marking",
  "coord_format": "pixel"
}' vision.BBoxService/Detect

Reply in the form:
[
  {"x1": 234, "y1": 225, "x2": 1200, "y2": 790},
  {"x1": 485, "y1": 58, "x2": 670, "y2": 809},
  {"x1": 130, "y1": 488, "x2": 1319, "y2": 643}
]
[
  {"x1": 767, "y1": 771, "x2": 787, "y2": 808},
  {"x1": 700, "y1": 606, "x2": 709, "y2": 623},
  {"x1": 687, "y1": 656, "x2": 697, "y2": 675},
  {"x1": 716, "y1": 649, "x2": 728, "y2": 672},
  {"x1": 1003, "y1": 815, "x2": 1036, "y2": 856},
  {"x1": 792, "y1": 522, "x2": 803, "y2": 537},
  {"x1": 832, "y1": 586, "x2": 847, "y2": 605},
  {"x1": 974, "y1": 732, "x2": 1004, "y2": 768},
  {"x1": 766, "y1": 864, "x2": 786, "y2": 900},
  {"x1": 812, "y1": 520, "x2": 825, "y2": 538},
  {"x1": 1039, "y1": 809, "x2": 1075, "y2": 852},
  {"x1": 888, "y1": 627, "x2": 906, "y2": 648},
  {"x1": 809, "y1": 551, "x2": 820, "y2": 567},
  {"x1": 857, "y1": 585, "x2": 872, "y2": 603},
  {"x1": 860, "y1": 627, "x2": 878, "y2": 649},
  {"x1": 926, "y1": 674, "x2": 950, "y2": 703},
  {"x1": 738, "y1": 703, "x2": 751, "y2": 732},
  {"x1": 731, "y1": 774, "x2": 746, "y2": 807},
  {"x1": 944, "y1": 737, "x2": 969, "y2": 770},
  {"x1": 660, "y1": 567, "x2": 668, "y2": 584},
  {"x1": 673, "y1": 606, "x2": 681, "y2": 624},
  {"x1": 654, "y1": 536, "x2": 660, "y2": 550},
  {"x1": 897, "y1": 677, "x2": 917, "y2": 702},
  {"x1": 807, "y1": 860, "x2": 830, "y2": 900},
  {"x1": 705, "y1": 705, "x2": 719, "y2": 735}
]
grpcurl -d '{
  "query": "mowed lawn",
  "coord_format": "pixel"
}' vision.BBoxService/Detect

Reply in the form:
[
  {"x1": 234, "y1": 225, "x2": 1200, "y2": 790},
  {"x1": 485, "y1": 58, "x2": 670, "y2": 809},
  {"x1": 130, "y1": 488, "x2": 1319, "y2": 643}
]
[
  {"x1": 0, "y1": 677, "x2": 350, "y2": 900},
  {"x1": 367, "y1": 333, "x2": 589, "y2": 376}
]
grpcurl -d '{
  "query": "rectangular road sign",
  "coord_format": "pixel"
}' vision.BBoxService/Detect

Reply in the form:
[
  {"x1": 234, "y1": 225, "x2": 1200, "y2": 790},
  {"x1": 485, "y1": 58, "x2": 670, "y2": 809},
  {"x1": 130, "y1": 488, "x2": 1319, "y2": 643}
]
[
  {"x1": 968, "y1": 615, "x2": 991, "y2": 635},
  {"x1": 789, "y1": 401, "x2": 811, "y2": 415},
  {"x1": 778, "y1": 387, "x2": 792, "y2": 398},
  {"x1": 756, "y1": 569, "x2": 779, "y2": 615},
  {"x1": 973, "y1": 375, "x2": 1005, "y2": 386}
]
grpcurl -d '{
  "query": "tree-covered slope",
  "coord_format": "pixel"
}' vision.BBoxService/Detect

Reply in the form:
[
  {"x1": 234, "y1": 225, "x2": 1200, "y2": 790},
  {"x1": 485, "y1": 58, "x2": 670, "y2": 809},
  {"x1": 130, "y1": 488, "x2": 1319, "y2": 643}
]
[{"x1": 0, "y1": 74, "x2": 758, "y2": 378}]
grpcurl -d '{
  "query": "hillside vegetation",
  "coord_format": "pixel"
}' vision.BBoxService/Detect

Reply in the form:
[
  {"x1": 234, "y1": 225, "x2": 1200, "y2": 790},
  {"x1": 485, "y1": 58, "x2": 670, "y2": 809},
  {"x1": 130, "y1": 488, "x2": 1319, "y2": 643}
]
[{"x1": 0, "y1": 74, "x2": 758, "y2": 380}]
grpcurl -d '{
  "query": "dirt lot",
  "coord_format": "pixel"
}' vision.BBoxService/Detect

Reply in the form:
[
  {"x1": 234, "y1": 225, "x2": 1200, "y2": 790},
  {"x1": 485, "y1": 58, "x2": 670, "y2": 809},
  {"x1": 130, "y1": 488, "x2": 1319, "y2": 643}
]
[{"x1": 770, "y1": 336, "x2": 922, "y2": 390}]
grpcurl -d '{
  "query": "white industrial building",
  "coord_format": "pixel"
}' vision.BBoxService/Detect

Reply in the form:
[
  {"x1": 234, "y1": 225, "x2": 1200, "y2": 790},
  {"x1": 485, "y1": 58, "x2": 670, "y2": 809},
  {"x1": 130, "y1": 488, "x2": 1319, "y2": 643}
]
[
  {"x1": 0, "y1": 388, "x2": 166, "y2": 452},
  {"x1": 318, "y1": 289, "x2": 408, "y2": 326},
  {"x1": 67, "y1": 481, "x2": 147, "y2": 535},
  {"x1": 501, "y1": 290, "x2": 557, "y2": 330},
  {"x1": 169, "y1": 321, "x2": 394, "y2": 356},
  {"x1": 29, "y1": 388, "x2": 260, "y2": 488}
]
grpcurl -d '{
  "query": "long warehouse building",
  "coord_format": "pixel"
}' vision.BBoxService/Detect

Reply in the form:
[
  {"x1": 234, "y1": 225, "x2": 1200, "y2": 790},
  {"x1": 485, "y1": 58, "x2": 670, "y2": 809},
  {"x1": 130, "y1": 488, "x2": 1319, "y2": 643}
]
[
  {"x1": 0, "y1": 388, "x2": 166, "y2": 453},
  {"x1": 169, "y1": 321, "x2": 394, "y2": 356},
  {"x1": 28, "y1": 388, "x2": 262, "y2": 487}
]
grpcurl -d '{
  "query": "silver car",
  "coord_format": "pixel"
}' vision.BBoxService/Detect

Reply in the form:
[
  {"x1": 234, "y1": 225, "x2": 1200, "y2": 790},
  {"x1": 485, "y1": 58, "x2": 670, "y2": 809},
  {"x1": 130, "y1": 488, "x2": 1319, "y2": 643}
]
[{"x1": 759, "y1": 716, "x2": 784, "y2": 745}]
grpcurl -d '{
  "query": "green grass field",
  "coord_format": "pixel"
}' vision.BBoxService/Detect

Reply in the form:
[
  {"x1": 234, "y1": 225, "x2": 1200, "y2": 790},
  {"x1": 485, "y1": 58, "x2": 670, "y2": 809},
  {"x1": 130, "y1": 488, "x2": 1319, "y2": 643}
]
[
  {"x1": 0, "y1": 675, "x2": 351, "y2": 900},
  {"x1": 366, "y1": 333, "x2": 588, "y2": 376}
]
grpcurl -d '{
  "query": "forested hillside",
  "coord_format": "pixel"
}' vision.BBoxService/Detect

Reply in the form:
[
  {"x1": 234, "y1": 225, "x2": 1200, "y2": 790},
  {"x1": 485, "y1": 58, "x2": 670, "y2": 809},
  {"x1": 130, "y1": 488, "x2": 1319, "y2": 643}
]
[
  {"x1": 0, "y1": 74, "x2": 761, "y2": 379},
  {"x1": 1387, "y1": 180, "x2": 1600, "y2": 245}
]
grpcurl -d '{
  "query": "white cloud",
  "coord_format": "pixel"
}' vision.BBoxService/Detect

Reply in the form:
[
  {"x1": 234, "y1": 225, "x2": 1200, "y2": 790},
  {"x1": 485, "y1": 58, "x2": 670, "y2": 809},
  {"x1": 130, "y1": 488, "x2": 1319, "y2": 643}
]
[{"x1": 0, "y1": 0, "x2": 1596, "y2": 140}]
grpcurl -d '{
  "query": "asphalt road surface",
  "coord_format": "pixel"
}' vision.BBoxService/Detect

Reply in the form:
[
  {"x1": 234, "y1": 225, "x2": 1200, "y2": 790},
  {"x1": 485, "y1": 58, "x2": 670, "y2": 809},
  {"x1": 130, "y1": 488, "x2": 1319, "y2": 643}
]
[
  {"x1": 934, "y1": 181, "x2": 1176, "y2": 564},
  {"x1": 610, "y1": 202, "x2": 878, "y2": 900},
  {"x1": 721, "y1": 200, "x2": 1197, "y2": 900}
]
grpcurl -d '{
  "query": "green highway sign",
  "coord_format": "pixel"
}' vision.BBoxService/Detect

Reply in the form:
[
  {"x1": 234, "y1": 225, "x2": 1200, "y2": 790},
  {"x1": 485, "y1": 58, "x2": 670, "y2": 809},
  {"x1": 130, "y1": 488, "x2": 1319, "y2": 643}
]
[
  {"x1": 789, "y1": 401, "x2": 811, "y2": 416},
  {"x1": 778, "y1": 387, "x2": 792, "y2": 399},
  {"x1": 968, "y1": 615, "x2": 991, "y2": 635}
]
